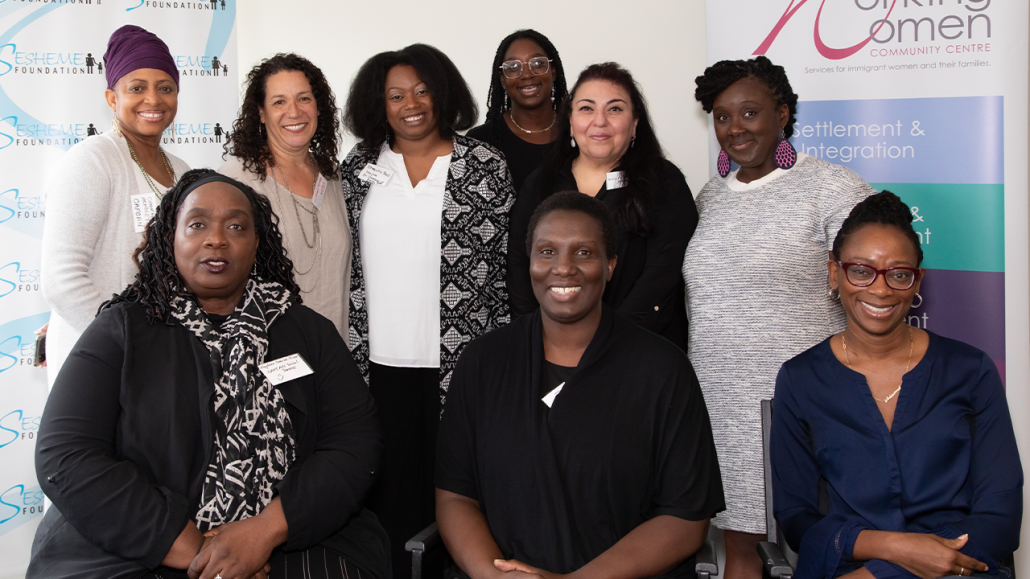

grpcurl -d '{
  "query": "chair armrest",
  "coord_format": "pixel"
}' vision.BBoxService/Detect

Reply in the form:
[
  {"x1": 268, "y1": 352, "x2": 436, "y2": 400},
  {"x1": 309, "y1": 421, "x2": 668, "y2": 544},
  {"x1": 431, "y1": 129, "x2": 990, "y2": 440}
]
[
  {"x1": 405, "y1": 522, "x2": 441, "y2": 553},
  {"x1": 695, "y1": 539, "x2": 719, "y2": 579},
  {"x1": 758, "y1": 541, "x2": 794, "y2": 579}
]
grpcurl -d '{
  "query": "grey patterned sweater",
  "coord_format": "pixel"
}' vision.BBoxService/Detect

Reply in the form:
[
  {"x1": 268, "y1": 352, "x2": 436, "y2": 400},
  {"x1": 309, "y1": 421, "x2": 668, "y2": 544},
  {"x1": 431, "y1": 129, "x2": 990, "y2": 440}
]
[{"x1": 682, "y1": 153, "x2": 874, "y2": 533}]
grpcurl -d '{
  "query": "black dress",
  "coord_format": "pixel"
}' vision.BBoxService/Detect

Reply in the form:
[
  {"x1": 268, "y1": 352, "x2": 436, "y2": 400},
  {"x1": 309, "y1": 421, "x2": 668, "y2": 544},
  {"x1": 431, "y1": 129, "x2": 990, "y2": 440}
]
[
  {"x1": 467, "y1": 115, "x2": 555, "y2": 194},
  {"x1": 436, "y1": 305, "x2": 725, "y2": 577},
  {"x1": 507, "y1": 158, "x2": 698, "y2": 351}
]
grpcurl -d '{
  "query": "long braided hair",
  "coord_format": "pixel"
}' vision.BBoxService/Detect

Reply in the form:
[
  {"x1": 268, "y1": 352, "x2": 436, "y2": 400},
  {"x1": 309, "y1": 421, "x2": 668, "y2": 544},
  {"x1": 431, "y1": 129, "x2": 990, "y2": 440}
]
[
  {"x1": 102, "y1": 169, "x2": 301, "y2": 324},
  {"x1": 483, "y1": 29, "x2": 568, "y2": 142}
]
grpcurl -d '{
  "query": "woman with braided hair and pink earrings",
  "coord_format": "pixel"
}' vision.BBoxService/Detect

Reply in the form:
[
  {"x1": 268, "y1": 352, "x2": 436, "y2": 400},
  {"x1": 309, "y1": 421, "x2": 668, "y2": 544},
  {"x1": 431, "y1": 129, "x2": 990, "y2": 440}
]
[{"x1": 682, "y1": 56, "x2": 874, "y2": 579}]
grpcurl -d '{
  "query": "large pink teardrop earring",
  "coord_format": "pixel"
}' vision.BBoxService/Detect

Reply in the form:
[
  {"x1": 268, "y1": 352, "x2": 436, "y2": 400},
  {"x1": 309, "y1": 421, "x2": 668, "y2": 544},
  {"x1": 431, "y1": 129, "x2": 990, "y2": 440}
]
[
  {"x1": 774, "y1": 129, "x2": 797, "y2": 170},
  {"x1": 717, "y1": 150, "x2": 731, "y2": 177}
]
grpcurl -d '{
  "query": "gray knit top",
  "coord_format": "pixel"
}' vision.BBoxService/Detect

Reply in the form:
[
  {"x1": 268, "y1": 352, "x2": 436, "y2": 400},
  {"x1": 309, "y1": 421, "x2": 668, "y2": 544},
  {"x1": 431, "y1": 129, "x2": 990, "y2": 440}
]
[{"x1": 682, "y1": 153, "x2": 874, "y2": 533}]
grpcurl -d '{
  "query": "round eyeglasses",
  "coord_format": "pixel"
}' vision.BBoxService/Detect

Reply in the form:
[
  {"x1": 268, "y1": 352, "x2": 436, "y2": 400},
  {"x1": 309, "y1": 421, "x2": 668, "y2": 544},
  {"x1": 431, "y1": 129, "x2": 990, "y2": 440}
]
[
  {"x1": 838, "y1": 262, "x2": 920, "y2": 290},
  {"x1": 500, "y1": 57, "x2": 552, "y2": 79}
]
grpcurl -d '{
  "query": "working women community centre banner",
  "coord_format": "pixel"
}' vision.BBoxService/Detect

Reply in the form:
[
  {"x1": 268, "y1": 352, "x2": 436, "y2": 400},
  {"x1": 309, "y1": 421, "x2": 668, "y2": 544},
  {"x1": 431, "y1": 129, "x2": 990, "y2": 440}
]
[
  {"x1": 0, "y1": 2, "x2": 237, "y2": 576},
  {"x1": 704, "y1": 0, "x2": 1028, "y2": 384}
]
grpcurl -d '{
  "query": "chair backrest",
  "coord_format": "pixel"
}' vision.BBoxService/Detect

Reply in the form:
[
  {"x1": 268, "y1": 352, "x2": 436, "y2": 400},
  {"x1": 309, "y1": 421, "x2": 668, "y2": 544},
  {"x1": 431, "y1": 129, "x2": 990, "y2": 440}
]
[{"x1": 761, "y1": 399, "x2": 799, "y2": 566}]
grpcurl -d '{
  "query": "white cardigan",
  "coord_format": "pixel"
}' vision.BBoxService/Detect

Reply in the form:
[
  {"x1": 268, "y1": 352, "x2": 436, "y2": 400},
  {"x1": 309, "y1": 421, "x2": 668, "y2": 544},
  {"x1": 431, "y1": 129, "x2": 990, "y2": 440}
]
[{"x1": 40, "y1": 131, "x2": 190, "y2": 387}]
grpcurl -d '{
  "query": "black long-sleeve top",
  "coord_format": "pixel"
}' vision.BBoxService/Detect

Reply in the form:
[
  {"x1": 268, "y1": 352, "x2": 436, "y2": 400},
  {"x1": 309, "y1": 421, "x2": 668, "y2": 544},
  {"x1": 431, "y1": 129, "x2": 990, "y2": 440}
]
[
  {"x1": 29, "y1": 302, "x2": 389, "y2": 579},
  {"x1": 507, "y1": 158, "x2": 698, "y2": 351}
]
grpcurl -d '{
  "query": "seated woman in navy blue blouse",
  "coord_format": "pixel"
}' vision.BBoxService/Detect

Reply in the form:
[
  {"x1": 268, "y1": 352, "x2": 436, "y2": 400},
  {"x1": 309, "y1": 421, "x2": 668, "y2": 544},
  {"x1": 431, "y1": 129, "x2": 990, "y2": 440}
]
[{"x1": 771, "y1": 191, "x2": 1022, "y2": 579}]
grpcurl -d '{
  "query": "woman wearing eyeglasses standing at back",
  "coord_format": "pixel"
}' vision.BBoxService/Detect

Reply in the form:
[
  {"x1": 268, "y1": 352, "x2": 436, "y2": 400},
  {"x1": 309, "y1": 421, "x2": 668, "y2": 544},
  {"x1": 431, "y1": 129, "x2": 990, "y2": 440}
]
[
  {"x1": 684, "y1": 57, "x2": 874, "y2": 579},
  {"x1": 466, "y1": 29, "x2": 567, "y2": 194}
]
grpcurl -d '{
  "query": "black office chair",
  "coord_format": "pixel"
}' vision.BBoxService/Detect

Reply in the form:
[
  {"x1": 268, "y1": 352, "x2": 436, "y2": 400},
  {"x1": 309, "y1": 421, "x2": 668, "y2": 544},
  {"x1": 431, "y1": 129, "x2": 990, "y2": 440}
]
[
  {"x1": 757, "y1": 398, "x2": 797, "y2": 579},
  {"x1": 406, "y1": 522, "x2": 721, "y2": 579}
]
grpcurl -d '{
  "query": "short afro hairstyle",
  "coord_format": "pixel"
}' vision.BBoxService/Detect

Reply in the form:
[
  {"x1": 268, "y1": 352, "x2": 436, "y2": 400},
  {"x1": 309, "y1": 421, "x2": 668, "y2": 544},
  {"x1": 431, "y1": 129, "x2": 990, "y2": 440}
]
[
  {"x1": 344, "y1": 43, "x2": 478, "y2": 153},
  {"x1": 832, "y1": 190, "x2": 923, "y2": 265},
  {"x1": 525, "y1": 190, "x2": 617, "y2": 260},
  {"x1": 694, "y1": 56, "x2": 799, "y2": 138}
]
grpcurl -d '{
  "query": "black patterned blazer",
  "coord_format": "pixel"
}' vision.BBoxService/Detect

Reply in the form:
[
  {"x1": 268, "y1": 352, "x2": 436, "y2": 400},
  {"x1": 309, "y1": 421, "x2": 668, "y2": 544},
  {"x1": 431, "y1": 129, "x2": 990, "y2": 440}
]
[{"x1": 340, "y1": 135, "x2": 515, "y2": 399}]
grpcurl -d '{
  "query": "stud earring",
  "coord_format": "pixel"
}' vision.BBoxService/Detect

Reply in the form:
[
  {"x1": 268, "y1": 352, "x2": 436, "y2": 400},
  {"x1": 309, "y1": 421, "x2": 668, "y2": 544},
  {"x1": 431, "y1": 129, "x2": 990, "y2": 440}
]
[
  {"x1": 775, "y1": 129, "x2": 797, "y2": 170},
  {"x1": 717, "y1": 150, "x2": 731, "y2": 177}
]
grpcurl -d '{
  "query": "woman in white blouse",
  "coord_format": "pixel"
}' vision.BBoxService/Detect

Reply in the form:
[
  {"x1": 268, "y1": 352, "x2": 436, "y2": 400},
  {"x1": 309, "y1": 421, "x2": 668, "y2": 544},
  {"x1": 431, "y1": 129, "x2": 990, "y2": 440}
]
[{"x1": 339, "y1": 43, "x2": 515, "y2": 578}]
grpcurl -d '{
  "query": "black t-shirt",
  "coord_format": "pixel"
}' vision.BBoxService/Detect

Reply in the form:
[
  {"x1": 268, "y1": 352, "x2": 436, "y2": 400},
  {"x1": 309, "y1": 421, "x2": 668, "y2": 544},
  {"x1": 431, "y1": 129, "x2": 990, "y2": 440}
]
[
  {"x1": 467, "y1": 116, "x2": 555, "y2": 195},
  {"x1": 543, "y1": 360, "x2": 575, "y2": 392},
  {"x1": 436, "y1": 307, "x2": 724, "y2": 576}
]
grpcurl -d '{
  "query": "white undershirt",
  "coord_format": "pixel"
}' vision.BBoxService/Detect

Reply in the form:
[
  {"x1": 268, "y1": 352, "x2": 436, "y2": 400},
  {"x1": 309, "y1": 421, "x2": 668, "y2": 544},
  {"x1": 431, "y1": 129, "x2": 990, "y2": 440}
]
[{"x1": 359, "y1": 144, "x2": 450, "y2": 368}]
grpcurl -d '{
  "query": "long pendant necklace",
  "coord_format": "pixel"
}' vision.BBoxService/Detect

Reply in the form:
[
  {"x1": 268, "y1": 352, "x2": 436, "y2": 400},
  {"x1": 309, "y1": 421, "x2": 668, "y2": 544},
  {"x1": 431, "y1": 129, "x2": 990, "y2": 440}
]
[
  {"x1": 509, "y1": 110, "x2": 556, "y2": 134},
  {"x1": 842, "y1": 325, "x2": 913, "y2": 404},
  {"x1": 272, "y1": 157, "x2": 322, "y2": 292},
  {"x1": 126, "y1": 140, "x2": 175, "y2": 198}
]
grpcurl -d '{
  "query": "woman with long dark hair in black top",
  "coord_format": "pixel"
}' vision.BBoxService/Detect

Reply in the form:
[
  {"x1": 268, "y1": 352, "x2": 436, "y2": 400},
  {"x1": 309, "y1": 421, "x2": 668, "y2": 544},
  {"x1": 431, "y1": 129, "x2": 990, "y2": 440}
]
[{"x1": 507, "y1": 62, "x2": 698, "y2": 351}]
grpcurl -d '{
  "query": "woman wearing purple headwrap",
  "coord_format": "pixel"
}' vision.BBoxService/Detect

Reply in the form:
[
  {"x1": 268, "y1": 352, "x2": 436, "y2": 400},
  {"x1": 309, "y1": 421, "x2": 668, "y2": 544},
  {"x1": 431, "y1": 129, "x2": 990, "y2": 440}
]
[{"x1": 40, "y1": 24, "x2": 190, "y2": 388}]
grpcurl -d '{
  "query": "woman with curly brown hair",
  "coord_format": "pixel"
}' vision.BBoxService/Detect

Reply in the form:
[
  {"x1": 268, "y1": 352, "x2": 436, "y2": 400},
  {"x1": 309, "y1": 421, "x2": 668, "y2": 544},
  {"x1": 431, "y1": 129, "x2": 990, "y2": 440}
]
[{"x1": 220, "y1": 53, "x2": 351, "y2": 340}]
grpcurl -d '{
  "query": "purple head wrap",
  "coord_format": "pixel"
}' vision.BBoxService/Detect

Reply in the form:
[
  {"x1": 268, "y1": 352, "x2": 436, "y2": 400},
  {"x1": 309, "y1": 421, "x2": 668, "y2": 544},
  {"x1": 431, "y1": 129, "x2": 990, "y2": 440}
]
[{"x1": 104, "y1": 25, "x2": 179, "y2": 90}]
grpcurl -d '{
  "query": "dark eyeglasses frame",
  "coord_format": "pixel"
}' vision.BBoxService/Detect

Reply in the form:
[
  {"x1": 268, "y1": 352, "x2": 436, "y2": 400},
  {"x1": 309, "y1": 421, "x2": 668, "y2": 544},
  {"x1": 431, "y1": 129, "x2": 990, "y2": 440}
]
[
  {"x1": 499, "y1": 57, "x2": 553, "y2": 79},
  {"x1": 838, "y1": 261, "x2": 921, "y2": 290}
]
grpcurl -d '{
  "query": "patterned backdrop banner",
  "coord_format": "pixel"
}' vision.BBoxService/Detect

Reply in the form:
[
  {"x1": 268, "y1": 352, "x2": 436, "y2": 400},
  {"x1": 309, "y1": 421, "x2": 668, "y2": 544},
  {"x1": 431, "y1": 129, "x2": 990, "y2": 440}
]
[
  {"x1": 704, "y1": 0, "x2": 1027, "y2": 384},
  {"x1": 0, "y1": 1, "x2": 237, "y2": 576}
]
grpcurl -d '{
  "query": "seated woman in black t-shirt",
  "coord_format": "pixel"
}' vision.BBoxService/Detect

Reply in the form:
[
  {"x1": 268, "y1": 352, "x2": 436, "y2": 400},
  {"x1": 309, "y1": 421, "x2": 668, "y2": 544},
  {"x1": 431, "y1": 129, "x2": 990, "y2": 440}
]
[
  {"x1": 436, "y1": 191, "x2": 724, "y2": 579},
  {"x1": 465, "y1": 29, "x2": 568, "y2": 194}
]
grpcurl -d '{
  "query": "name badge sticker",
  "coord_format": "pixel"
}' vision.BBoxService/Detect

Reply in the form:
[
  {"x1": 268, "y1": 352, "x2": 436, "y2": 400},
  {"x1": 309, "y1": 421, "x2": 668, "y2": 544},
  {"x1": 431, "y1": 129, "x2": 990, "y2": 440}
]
[
  {"x1": 542, "y1": 382, "x2": 565, "y2": 408},
  {"x1": 258, "y1": 353, "x2": 314, "y2": 386},
  {"x1": 358, "y1": 163, "x2": 394, "y2": 186},
  {"x1": 311, "y1": 173, "x2": 328, "y2": 210},
  {"x1": 605, "y1": 171, "x2": 628, "y2": 190},
  {"x1": 130, "y1": 194, "x2": 157, "y2": 233}
]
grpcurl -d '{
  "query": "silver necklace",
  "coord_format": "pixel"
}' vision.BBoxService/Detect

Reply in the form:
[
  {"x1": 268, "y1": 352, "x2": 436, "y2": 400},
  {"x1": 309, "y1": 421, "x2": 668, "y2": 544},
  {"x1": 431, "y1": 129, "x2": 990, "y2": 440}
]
[{"x1": 271, "y1": 158, "x2": 322, "y2": 292}]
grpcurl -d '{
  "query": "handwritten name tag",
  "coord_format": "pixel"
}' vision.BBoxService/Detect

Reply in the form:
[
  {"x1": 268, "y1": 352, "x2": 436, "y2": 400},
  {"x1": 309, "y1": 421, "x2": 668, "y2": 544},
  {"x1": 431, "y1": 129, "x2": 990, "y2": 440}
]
[
  {"x1": 542, "y1": 382, "x2": 565, "y2": 408},
  {"x1": 258, "y1": 353, "x2": 314, "y2": 386},
  {"x1": 605, "y1": 171, "x2": 628, "y2": 190},
  {"x1": 130, "y1": 194, "x2": 157, "y2": 233},
  {"x1": 358, "y1": 163, "x2": 394, "y2": 186},
  {"x1": 311, "y1": 173, "x2": 328, "y2": 210}
]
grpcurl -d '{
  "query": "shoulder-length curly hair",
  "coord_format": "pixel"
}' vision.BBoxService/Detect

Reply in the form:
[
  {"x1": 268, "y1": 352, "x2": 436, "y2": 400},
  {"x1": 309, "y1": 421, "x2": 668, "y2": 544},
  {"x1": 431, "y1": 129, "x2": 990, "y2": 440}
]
[
  {"x1": 343, "y1": 43, "x2": 477, "y2": 153},
  {"x1": 694, "y1": 56, "x2": 799, "y2": 138},
  {"x1": 223, "y1": 53, "x2": 341, "y2": 179},
  {"x1": 538, "y1": 62, "x2": 665, "y2": 237},
  {"x1": 102, "y1": 169, "x2": 301, "y2": 323}
]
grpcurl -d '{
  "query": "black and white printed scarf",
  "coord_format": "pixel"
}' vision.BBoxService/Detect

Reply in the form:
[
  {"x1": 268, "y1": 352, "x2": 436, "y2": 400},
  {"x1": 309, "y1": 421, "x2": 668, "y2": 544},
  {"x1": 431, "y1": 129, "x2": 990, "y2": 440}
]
[{"x1": 171, "y1": 278, "x2": 297, "y2": 530}]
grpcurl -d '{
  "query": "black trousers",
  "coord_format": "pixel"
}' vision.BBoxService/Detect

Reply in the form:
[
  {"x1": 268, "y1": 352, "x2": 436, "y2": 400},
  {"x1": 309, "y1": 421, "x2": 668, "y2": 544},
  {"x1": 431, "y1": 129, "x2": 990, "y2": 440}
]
[
  {"x1": 365, "y1": 362, "x2": 440, "y2": 579},
  {"x1": 151, "y1": 546, "x2": 373, "y2": 579}
]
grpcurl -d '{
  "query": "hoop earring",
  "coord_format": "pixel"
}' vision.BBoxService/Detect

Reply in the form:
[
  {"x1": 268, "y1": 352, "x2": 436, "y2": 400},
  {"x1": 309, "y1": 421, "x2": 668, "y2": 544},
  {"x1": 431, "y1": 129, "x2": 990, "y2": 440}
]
[
  {"x1": 910, "y1": 293, "x2": 923, "y2": 309},
  {"x1": 828, "y1": 288, "x2": 840, "y2": 301}
]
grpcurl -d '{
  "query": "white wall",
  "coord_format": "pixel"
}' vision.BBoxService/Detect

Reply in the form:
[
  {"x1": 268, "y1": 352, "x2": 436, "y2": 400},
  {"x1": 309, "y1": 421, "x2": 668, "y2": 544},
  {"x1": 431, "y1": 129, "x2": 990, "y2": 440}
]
[{"x1": 236, "y1": 0, "x2": 712, "y2": 193}]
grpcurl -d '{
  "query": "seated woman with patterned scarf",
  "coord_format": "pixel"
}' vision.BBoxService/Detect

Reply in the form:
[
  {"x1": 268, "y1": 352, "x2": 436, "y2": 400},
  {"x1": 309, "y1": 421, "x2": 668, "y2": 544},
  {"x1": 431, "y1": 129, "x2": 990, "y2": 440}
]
[{"x1": 28, "y1": 169, "x2": 390, "y2": 579}]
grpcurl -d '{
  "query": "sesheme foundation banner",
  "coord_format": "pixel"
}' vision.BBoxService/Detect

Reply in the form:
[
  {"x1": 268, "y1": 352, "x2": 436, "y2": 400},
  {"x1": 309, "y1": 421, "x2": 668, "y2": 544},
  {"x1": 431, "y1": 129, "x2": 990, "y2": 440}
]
[
  {"x1": 0, "y1": 1, "x2": 238, "y2": 576},
  {"x1": 704, "y1": 0, "x2": 1028, "y2": 386}
]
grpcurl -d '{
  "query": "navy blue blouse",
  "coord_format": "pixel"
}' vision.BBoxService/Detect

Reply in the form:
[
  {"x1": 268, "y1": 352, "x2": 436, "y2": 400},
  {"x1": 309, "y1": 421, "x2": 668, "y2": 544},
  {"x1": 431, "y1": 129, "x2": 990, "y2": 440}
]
[{"x1": 771, "y1": 331, "x2": 1022, "y2": 579}]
